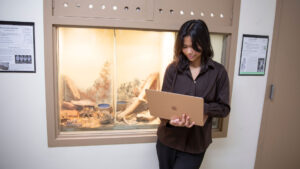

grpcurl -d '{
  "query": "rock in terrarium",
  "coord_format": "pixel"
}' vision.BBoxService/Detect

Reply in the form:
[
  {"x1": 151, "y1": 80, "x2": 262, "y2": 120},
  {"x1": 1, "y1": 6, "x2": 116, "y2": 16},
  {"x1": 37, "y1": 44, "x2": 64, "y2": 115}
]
[
  {"x1": 98, "y1": 103, "x2": 113, "y2": 124},
  {"x1": 79, "y1": 107, "x2": 95, "y2": 118},
  {"x1": 62, "y1": 76, "x2": 81, "y2": 101},
  {"x1": 99, "y1": 110, "x2": 113, "y2": 124}
]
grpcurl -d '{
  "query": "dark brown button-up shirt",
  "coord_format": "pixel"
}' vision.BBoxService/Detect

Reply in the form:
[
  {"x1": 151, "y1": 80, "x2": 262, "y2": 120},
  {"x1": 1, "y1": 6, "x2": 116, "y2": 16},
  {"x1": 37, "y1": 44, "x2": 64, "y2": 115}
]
[{"x1": 157, "y1": 58, "x2": 230, "y2": 154}]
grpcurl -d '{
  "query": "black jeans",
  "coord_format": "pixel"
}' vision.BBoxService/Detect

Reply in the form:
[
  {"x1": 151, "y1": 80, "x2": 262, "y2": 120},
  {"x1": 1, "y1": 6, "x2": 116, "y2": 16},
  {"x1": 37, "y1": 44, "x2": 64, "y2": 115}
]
[{"x1": 156, "y1": 140, "x2": 206, "y2": 169}]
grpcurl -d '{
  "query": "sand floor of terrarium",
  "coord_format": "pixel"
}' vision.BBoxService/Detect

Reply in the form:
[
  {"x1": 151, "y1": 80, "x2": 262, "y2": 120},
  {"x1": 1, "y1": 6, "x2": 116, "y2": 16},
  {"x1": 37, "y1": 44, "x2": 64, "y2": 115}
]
[
  {"x1": 60, "y1": 109, "x2": 160, "y2": 131},
  {"x1": 59, "y1": 65, "x2": 160, "y2": 131}
]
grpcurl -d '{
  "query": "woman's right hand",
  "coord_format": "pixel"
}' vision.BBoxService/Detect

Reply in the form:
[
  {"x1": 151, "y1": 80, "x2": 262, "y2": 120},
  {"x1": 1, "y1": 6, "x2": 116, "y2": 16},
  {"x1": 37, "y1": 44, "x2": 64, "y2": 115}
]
[{"x1": 169, "y1": 114, "x2": 195, "y2": 128}]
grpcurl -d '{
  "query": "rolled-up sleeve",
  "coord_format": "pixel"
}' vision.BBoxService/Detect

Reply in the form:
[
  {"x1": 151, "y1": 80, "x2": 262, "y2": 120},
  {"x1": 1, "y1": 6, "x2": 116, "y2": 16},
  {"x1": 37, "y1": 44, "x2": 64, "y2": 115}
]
[{"x1": 204, "y1": 68, "x2": 230, "y2": 117}]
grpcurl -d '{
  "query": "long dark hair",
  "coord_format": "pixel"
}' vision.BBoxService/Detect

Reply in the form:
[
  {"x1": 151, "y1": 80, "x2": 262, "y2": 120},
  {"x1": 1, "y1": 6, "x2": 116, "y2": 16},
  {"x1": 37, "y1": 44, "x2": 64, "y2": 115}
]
[{"x1": 174, "y1": 19, "x2": 214, "y2": 71}]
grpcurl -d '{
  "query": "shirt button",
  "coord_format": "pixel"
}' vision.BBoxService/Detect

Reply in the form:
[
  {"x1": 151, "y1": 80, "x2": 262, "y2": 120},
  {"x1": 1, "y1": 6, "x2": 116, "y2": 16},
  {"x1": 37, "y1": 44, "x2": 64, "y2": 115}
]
[{"x1": 194, "y1": 80, "x2": 196, "y2": 84}]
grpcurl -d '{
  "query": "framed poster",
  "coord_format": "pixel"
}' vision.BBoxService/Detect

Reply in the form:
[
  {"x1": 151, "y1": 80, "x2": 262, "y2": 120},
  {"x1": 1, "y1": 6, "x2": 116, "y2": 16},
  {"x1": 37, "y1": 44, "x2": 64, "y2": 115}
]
[
  {"x1": 239, "y1": 34, "x2": 269, "y2": 76},
  {"x1": 0, "y1": 21, "x2": 36, "y2": 73}
]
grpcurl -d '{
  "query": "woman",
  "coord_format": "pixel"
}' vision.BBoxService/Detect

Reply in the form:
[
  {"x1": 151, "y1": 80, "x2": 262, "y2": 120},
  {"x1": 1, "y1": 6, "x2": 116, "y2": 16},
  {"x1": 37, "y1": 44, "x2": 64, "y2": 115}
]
[{"x1": 156, "y1": 19, "x2": 230, "y2": 169}]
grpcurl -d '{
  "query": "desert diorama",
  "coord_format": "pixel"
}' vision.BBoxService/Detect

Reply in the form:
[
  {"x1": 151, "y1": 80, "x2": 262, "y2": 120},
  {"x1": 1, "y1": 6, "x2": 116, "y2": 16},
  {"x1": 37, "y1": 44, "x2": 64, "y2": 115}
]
[{"x1": 57, "y1": 27, "x2": 175, "y2": 131}]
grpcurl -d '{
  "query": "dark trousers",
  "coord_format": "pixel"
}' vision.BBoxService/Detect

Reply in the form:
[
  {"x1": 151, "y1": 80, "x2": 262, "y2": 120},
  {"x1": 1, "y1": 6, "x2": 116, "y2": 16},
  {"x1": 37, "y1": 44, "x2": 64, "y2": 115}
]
[{"x1": 156, "y1": 140, "x2": 206, "y2": 169}]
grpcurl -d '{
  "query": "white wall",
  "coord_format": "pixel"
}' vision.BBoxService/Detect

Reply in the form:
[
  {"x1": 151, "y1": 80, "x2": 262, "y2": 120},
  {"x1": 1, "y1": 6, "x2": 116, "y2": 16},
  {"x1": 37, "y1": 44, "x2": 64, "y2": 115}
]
[{"x1": 0, "y1": 0, "x2": 276, "y2": 169}]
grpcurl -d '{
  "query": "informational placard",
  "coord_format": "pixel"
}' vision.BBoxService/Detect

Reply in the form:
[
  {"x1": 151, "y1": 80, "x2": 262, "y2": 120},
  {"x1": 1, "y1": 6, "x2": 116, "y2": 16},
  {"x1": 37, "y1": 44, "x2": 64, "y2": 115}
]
[
  {"x1": 0, "y1": 21, "x2": 36, "y2": 73},
  {"x1": 239, "y1": 34, "x2": 269, "y2": 76}
]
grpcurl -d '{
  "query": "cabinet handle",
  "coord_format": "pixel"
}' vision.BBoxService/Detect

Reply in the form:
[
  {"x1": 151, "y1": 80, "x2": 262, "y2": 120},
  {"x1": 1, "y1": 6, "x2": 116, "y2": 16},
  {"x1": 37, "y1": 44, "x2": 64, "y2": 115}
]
[{"x1": 269, "y1": 84, "x2": 275, "y2": 100}]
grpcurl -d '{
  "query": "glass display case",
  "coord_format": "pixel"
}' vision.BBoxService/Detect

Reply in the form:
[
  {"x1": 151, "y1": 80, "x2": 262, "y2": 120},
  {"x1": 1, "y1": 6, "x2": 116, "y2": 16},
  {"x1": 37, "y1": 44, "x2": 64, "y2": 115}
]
[
  {"x1": 58, "y1": 27, "x2": 174, "y2": 131},
  {"x1": 57, "y1": 26, "x2": 225, "y2": 132}
]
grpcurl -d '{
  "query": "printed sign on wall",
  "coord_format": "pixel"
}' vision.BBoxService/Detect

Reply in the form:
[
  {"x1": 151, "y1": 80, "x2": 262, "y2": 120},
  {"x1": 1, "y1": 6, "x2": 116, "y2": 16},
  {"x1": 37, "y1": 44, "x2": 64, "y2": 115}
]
[
  {"x1": 0, "y1": 21, "x2": 36, "y2": 73},
  {"x1": 239, "y1": 34, "x2": 269, "y2": 76}
]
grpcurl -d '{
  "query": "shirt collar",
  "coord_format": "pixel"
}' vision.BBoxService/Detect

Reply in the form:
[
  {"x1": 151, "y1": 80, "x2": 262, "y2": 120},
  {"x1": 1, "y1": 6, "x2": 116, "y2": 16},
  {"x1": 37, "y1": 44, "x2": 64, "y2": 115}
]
[
  {"x1": 204, "y1": 58, "x2": 215, "y2": 70},
  {"x1": 181, "y1": 58, "x2": 215, "y2": 78},
  {"x1": 183, "y1": 58, "x2": 215, "y2": 72}
]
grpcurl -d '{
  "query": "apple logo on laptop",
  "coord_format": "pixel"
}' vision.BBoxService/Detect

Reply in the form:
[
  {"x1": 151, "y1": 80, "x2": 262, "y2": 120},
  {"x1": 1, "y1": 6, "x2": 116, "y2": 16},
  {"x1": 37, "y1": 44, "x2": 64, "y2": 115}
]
[{"x1": 171, "y1": 106, "x2": 177, "y2": 111}]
